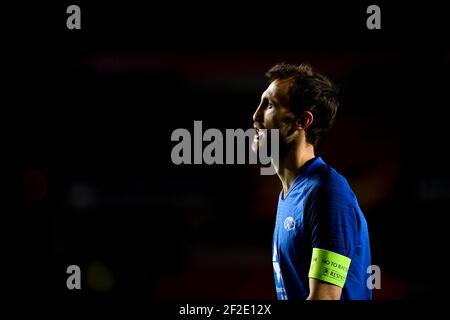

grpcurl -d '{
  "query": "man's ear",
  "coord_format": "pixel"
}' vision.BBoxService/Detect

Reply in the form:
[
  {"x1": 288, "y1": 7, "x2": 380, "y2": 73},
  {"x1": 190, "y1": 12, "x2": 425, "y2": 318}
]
[{"x1": 294, "y1": 111, "x2": 314, "y2": 130}]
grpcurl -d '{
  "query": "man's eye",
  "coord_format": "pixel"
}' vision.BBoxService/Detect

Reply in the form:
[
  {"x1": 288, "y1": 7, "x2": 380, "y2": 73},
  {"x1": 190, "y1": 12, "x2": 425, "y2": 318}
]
[{"x1": 268, "y1": 103, "x2": 273, "y2": 109}]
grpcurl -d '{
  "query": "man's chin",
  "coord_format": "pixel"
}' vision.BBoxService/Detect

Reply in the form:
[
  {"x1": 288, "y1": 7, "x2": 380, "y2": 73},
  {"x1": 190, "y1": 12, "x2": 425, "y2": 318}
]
[
  {"x1": 251, "y1": 135, "x2": 259, "y2": 153},
  {"x1": 252, "y1": 134, "x2": 267, "y2": 153}
]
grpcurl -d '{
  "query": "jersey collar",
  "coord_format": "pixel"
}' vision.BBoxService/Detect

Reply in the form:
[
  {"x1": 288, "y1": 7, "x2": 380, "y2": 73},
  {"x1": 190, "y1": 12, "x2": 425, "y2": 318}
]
[{"x1": 281, "y1": 156, "x2": 325, "y2": 200}]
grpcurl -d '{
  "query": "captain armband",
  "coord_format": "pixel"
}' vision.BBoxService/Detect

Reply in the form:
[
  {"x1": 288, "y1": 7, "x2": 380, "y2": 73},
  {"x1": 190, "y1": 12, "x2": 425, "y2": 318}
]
[{"x1": 308, "y1": 248, "x2": 351, "y2": 288}]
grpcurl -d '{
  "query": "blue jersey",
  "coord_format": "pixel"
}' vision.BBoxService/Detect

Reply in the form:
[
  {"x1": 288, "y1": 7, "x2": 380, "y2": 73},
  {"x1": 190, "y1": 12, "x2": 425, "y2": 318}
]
[{"x1": 272, "y1": 157, "x2": 372, "y2": 300}]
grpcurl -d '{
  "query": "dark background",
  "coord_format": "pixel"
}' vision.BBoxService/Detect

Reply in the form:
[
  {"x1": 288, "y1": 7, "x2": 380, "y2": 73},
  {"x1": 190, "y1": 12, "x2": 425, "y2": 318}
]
[{"x1": 6, "y1": 1, "x2": 449, "y2": 302}]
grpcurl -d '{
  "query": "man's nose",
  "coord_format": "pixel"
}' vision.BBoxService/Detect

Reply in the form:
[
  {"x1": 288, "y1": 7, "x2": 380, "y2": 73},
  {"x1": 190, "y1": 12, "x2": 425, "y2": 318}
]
[{"x1": 253, "y1": 104, "x2": 263, "y2": 123}]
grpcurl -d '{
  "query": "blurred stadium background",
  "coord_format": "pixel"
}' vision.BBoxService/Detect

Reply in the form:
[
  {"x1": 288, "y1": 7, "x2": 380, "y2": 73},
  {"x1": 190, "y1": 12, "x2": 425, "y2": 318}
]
[{"x1": 9, "y1": 2, "x2": 449, "y2": 300}]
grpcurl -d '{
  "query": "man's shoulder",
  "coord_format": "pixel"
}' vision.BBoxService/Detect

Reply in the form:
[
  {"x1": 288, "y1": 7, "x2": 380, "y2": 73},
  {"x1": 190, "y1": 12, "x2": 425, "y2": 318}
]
[
  {"x1": 307, "y1": 164, "x2": 354, "y2": 200},
  {"x1": 309, "y1": 163, "x2": 349, "y2": 188}
]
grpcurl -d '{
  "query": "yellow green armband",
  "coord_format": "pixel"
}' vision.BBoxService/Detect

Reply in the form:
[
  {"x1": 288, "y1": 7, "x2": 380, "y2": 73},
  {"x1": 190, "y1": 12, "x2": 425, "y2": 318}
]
[{"x1": 308, "y1": 248, "x2": 351, "y2": 288}]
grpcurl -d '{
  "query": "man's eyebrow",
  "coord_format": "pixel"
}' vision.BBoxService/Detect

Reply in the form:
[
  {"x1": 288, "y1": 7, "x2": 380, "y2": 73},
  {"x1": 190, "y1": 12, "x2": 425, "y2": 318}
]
[
  {"x1": 267, "y1": 91, "x2": 279, "y2": 104},
  {"x1": 261, "y1": 91, "x2": 277, "y2": 103},
  {"x1": 261, "y1": 90, "x2": 269, "y2": 98}
]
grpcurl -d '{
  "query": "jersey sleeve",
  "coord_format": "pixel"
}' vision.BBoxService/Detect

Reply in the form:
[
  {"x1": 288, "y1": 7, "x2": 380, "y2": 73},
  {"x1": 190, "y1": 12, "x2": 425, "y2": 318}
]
[{"x1": 304, "y1": 178, "x2": 359, "y2": 267}]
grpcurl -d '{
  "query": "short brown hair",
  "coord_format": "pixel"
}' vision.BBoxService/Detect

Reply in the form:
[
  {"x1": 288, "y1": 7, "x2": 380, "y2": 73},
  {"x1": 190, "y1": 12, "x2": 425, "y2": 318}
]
[{"x1": 266, "y1": 63, "x2": 339, "y2": 146}]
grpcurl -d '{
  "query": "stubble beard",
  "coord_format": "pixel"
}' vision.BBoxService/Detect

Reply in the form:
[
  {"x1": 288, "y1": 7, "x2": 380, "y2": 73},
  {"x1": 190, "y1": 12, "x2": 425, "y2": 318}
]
[{"x1": 252, "y1": 128, "x2": 291, "y2": 160}]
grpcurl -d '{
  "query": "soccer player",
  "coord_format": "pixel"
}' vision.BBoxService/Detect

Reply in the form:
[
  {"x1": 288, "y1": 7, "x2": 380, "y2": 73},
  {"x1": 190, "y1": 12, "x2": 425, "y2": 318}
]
[{"x1": 252, "y1": 63, "x2": 371, "y2": 300}]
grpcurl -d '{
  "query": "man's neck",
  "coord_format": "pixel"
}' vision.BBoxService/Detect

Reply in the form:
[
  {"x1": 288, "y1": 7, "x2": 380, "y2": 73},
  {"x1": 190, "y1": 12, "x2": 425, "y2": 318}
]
[{"x1": 276, "y1": 142, "x2": 315, "y2": 198}]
